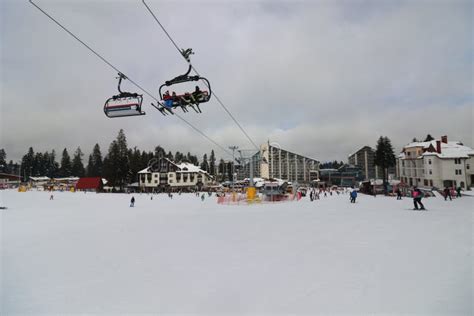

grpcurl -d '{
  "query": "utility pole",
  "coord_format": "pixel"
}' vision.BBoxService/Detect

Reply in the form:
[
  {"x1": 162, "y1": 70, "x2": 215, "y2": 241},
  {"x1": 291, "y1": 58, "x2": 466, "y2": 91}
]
[{"x1": 229, "y1": 146, "x2": 239, "y2": 189}]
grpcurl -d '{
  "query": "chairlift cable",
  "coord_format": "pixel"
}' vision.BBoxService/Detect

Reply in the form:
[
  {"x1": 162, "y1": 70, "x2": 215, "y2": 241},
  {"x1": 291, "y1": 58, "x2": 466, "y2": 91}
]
[
  {"x1": 29, "y1": 0, "x2": 234, "y2": 158},
  {"x1": 142, "y1": 0, "x2": 260, "y2": 151}
]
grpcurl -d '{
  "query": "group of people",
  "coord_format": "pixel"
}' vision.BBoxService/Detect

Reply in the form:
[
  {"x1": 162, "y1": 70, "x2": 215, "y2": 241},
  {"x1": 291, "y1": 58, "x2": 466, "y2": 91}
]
[
  {"x1": 443, "y1": 186, "x2": 462, "y2": 201},
  {"x1": 162, "y1": 86, "x2": 206, "y2": 110}
]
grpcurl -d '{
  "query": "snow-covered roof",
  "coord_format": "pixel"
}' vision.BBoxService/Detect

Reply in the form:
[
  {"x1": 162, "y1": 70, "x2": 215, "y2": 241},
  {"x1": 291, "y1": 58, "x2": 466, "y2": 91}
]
[
  {"x1": 402, "y1": 139, "x2": 474, "y2": 159},
  {"x1": 30, "y1": 176, "x2": 50, "y2": 181},
  {"x1": 422, "y1": 142, "x2": 474, "y2": 158},
  {"x1": 138, "y1": 163, "x2": 211, "y2": 176},
  {"x1": 138, "y1": 167, "x2": 150, "y2": 174},
  {"x1": 54, "y1": 177, "x2": 80, "y2": 181},
  {"x1": 176, "y1": 162, "x2": 206, "y2": 173}
]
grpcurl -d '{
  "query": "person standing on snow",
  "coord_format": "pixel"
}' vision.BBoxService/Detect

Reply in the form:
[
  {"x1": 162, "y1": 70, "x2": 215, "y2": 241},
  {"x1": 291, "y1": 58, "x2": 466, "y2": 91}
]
[
  {"x1": 412, "y1": 187, "x2": 425, "y2": 210},
  {"x1": 130, "y1": 196, "x2": 135, "y2": 207}
]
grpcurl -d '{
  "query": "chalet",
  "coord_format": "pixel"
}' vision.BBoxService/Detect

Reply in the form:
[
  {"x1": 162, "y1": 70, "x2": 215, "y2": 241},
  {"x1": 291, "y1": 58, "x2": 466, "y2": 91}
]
[
  {"x1": 397, "y1": 135, "x2": 474, "y2": 189},
  {"x1": 138, "y1": 157, "x2": 213, "y2": 192}
]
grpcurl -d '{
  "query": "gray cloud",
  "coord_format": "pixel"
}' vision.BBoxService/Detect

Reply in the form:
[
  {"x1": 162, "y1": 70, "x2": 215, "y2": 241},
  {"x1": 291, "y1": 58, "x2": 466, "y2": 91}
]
[{"x1": 1, "y1": 0, "x2": 472, "y2": 163}]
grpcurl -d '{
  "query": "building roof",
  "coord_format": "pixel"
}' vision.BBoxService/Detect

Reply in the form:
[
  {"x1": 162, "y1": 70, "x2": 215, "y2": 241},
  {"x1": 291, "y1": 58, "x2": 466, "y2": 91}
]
[
  {"x1": 54, "y1": 177, "x2": 80, "y2": 182},
  {"x1": 138, "y1": 160, "x2": 211, "y2": 176},
  {"x1": 402, "y1": 139, "x2": 474, "y2": 159},
  {"x1": 30, "y1": 176, "x2": 50, "y2": 181},
  {"x1": 422, "y1": 141, "x2": 474, "y2": 158},
  {"x1": 76, "y1": 177, "x2": 103, "y2": 190},
  {"x1": 348, "y1": 146, "x2": 374, "y2": 158},
  {"x1": 0, "y1": 173, "x2": 21, "y2": 180}
]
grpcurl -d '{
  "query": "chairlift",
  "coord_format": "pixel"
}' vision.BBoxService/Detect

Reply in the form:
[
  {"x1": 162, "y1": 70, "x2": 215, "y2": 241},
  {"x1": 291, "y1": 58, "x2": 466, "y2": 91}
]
[
  {"x1": 104, "y1": 73, "x2": 145, "y2": 118},
  {"x1": 156, "y1": 48, "x2": 212, "y2": 115}
]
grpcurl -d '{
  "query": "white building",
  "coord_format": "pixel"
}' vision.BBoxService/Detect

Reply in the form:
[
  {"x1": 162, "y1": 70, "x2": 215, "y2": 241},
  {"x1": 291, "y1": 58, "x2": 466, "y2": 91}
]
[
  {"x1": 397, "y1": 135, "x2": 474, "y2": 189},
  {"x1": 237, "y1": 142, "x2": 320, "y2": 183},
  {"x1": 138, "y1": 157, "x2": 213, "y2": 192}
]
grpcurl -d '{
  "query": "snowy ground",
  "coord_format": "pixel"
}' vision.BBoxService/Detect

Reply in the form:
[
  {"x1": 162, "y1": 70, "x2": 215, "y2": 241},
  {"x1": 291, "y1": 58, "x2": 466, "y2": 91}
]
[{"x1": 1, "y1": 190, "x2": 472, "y2": 315}]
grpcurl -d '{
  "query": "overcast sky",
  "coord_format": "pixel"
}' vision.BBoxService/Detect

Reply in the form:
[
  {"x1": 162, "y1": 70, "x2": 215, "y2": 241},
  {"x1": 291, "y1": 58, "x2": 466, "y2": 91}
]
[{"x1": 1, "y1": 0, "x2": 472, "y2": 163}]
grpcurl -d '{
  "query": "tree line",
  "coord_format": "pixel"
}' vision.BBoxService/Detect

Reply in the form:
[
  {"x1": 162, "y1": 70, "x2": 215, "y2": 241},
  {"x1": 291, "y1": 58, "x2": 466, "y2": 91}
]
[{"x1": 0, "y1": 129, "x2": 234, "y2": 186}]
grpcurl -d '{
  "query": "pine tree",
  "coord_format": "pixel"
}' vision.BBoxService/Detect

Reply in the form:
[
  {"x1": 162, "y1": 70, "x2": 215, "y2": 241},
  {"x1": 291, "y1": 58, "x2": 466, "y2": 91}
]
[
  {"x1": 116, "y1": 129, "x2": 130, "y2": 187},
  {"x1": 49, "y1": 150, "x2": 60, "y2": 178},
  {"x1": 21, "y1": 147, "x2": 35, "y2": 180},
  {"x1": 128, "y1": 147, "x2": 142, "y2": 183},
  {"x1": 200, "y1": 154, "x2": 209, "y2": 172},
  {"x1": 154, "y1": 146, "x2": 166, "y2": 159},
  {"x1": 209, "y1": 150, "x2": 216, "y2": 176},
  {"x1": 59, "y1": 148, "x2": 72, "y2": 177},
  {"x1": 0, "y1": 149, "x2": 6, "y2": 173},
  {"x1": 374, "y1": 136, "x2": 396, "y2": 194},
  {"x1": 103, "y1": 140, "x2": 120, "y2": 186},
  {"x1": 87, "y1": 144, "x2": 103, "y2": 177},
  {"x1": 71, "y1": 147, "x2": 85, "y2": 177},
  {"x1": 218, "y1": 159, "x2": 226, "y2": 182}
]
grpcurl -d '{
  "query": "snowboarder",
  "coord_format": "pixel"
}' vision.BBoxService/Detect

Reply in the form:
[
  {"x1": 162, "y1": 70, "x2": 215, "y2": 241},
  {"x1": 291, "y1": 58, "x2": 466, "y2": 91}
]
[
  {"x1": 443, "y1": 187, "x2": 452, "y2": 201},
  {"x1": 49, "y1": 194, "x2": 54, "y2": 200},
  {"x1": 130, "y1": 196, "x2": 135, "y2": 207},
  {"x1": 201, "y1": 193, "x2": 205, "y2": 201},
  {"x1": 412, "y1": 187, "x2": 425, "y2": 210}
]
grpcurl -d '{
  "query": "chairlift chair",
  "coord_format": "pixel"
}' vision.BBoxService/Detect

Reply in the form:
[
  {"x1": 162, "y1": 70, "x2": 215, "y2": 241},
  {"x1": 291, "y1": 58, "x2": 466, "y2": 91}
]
[
  {"x1": 156, "y1": 48, "x2": 212, "y2": 115},
  {"x1": 104, "y1": 73, "x2": 146, "y2": 118}
]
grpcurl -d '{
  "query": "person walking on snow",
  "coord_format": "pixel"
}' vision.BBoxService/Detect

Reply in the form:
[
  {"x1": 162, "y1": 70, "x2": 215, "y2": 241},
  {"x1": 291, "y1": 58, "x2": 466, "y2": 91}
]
[
  {"x1": 130, "y1": 196, "x2": 135, "y2": 207},
  {"x1": 412, "y1": 187, "x2": 425, "y2": 210},
  {"x1": 350, "y1": 189, "x2": 357, "y2": 203},
  {"x1": 396, "y1": 188, "x2": 402, "y2": 200},
  {"x1": 456, "y1": 186, "x2": 462, "y2": 198},
  {"x1": 444, "y1": 187, "x2": 452, "y2": 201}
]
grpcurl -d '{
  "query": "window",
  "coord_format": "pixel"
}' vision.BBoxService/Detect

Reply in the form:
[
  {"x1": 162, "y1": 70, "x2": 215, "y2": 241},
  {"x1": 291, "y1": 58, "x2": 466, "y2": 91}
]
[
  {"x1": 455, "y1": 169, "x2": 462, "y2": 175},
  {"x1": 467, "y1": 164, "x2": 470, "y2": 170},
  {"x1": 458, "y1": 169, "x2": 462, "y2": 175},
  {"x1": 176, "y1": 173, "x2": 181, "y2": 182},
  {"x1": 428, "y1": 159, "x2": 432, "y2": 165},
  {"x1": 424, "y1": 179, "x2": 428, "y2": 186},
  {"x1": 154, "y1": 180, "x2": 157, "y2": 184},
  {"x1": 169, "y1": 180, "x2": 173, "y2": 183},
  {"x1": 429, "y1": 180, "x2": 433, "y2": 186},
  {"x1": 402, "y1": 161, "x2": 405, "y2": 167},
  {"x1": 429, "y1": 169, "x2": 432, "y2": 175}
]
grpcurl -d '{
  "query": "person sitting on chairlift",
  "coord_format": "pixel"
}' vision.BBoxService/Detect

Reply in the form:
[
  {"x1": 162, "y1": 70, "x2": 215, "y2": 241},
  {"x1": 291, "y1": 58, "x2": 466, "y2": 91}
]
[
  {"x1": 192, "y1": 86, "x2": 203, "y2": 103},
  {"x1": 163, "y1": 90, "x2": 173, "y2": 108}
]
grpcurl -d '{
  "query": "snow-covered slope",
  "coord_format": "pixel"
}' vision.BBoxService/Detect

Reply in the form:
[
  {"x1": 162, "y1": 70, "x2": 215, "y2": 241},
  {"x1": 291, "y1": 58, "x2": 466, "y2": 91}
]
[{"x1": 1, "y1": 190, "x2": 472, "y2": 314}]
